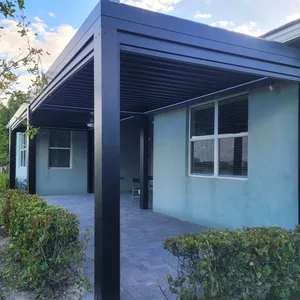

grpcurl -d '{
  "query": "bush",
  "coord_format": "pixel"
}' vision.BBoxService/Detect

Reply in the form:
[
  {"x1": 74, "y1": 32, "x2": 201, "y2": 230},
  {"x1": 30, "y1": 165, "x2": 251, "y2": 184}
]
[
  {"x1": 164, "y1": 227, "x2": 300, "y2": 300},
  {"x1": 0, "y1": 196, "x2": 3, "y2": 226},
  {"x1": 0, "y1": 190, "x2": 89, "y2": 298},
  {"x1": 0, "y1": 173, "x2": 9, "y2": 193}
]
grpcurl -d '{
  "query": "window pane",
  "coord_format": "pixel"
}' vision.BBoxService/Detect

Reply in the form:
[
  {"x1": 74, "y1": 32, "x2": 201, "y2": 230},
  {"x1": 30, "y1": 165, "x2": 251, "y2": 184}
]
[
  {"x1": 218, "y1": 98, "x2": 248, "y2": 134},
  {"x1": 191, "y1": 103, "x2": 214, "y2": 137},
  {"x1": 49, "y1": 149, "x2": 70, "y2": 168},
  {"x1": 49, "y1": 130, "x2": 71, "y2": 148},
  {"x1": 21, "y1": 150, "x2": 26, "y2": 167},
  {"x1": 219, "y1": 136, "x2": 248, "y2": 177},
  {"x1": 191, "y1": 140, "x2": 214, "y2": 175},
  {"x1": 20, "y1": 134, "x2": 26, "y2": 149}
]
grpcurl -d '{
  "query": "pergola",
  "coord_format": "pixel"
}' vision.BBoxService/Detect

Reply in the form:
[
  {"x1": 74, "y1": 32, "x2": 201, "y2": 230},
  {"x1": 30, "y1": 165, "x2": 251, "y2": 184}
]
[{"x1": 7, "y1": 1, "x2": 300, "y2": 299}]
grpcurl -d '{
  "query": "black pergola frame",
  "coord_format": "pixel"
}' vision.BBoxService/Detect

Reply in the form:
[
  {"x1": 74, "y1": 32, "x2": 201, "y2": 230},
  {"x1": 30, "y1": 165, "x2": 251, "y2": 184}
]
[{"x1": 7, "y1": 1, "x2": 300, "y2": 299}]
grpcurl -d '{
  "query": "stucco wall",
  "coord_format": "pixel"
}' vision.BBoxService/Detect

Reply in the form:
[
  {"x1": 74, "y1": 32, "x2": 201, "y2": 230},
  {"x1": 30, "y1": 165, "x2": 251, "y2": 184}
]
[
  {"x1": 15, "y1": 132, "x2": 27, "y2": 185},
  {"x1": 120, "y1": 118, "x2": 140, "y2": 192},
  {"x1": 36, "y1": 129, "x2": 87, "y2": 195},
  {"x1": 153, "y1": 82, "x2": 298, "y2": 229}
]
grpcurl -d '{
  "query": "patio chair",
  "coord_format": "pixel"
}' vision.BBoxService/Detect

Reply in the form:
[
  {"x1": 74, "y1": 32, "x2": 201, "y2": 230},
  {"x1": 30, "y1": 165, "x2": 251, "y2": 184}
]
[
  {"x1": 148, "y1": 176, "x2": 153, "y2": 203},
  {"x1": 132, "y1": 178, "x2": 140, "y2": 201}
]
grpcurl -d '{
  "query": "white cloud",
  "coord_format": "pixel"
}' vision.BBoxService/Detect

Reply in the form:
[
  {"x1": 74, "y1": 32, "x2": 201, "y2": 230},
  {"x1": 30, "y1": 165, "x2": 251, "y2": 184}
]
[
  {"x1": 0, "y1": 16, "x2": 77, "y2": 90},
  {"x1": 232, "y1": 21, "x2": 263, "y2": 36},
  {"x1": 120, "y1": 0, "x2": 181, "y2": 12},
  {"x1": 49, "y1": 12, "x2": 55, "y2": 18},
  {"x1": 218, "y1": 20, "x2": 234, "y2": 27},
  {"x1": 210, "y1": 20, "x2": 263, "y2": 37},
  {"x1": 194, "y1": 11, "x2": 212, "y2": 19},
  {"x1": 34, "y1": 16, "x2": 43, "y2": 23},
  {"x1": 286, "y1": 14, "x2": 300, "y2": 22}
]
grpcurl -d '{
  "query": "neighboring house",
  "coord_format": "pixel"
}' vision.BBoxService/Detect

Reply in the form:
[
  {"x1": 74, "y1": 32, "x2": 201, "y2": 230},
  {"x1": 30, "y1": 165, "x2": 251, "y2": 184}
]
[{"x1": 7, "y1": 6, "x2": 300, "y2": 230}]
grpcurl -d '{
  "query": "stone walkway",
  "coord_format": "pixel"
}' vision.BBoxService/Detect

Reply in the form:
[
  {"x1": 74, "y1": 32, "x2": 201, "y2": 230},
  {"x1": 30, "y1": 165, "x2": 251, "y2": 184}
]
[{"x1": 45, "y1": 193, "x2": 205, "y2": 299}]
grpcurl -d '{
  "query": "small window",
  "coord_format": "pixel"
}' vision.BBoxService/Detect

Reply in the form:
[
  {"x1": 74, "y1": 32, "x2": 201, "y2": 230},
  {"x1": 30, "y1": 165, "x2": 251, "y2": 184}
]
[
  {"x1": 20, "y1": 133, "x2": 27, "y2": 167},
  {"x1": 190, "y1": 96, "x2": 248, "y2": 178},
  {"x1": 49, "y1": 130, "x2": 71, "y2": 168}
]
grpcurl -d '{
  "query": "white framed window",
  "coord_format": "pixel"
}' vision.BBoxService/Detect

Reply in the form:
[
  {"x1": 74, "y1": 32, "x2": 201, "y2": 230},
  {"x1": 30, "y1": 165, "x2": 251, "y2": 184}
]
[
  {"x1": 20, "y1": 133, "x2": 27, "y2": 167},
  {"x1": 49, "y1": 130, "x2": 72, "y2": 168},
  {"x1": 189, "y1": 95, "x2": 248, "y2": 179}
]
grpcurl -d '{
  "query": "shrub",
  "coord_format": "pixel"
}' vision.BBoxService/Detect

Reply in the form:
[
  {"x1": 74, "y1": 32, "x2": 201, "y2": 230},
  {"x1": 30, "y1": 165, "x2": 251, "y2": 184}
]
[
  {"x1": 0, "y1": 173, "x2": 9, "y2": 193},
  {"x1": 0, "y1": 190, "x2": 89, "y2": 298},
  {"x1": 0, "y1": 196, "x2": 3, "y2": 226},
  {"x1": 164, "y1": 227, "x2": 300, "y2": 300}
]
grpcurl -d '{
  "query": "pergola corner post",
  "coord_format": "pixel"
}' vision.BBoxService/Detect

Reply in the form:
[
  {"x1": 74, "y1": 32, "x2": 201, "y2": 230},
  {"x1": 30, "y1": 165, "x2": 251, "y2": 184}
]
[
  {"x1": 27, "y1": 106, "x2": 36, "y2": 194},
  {"x1": 94, "y1": 21, "x2": 120, "y2": 300},
  {"x1": 140, "y1": 116, "x2": 149, "y2": 210},
  {"x1": 87, "y1": 129, "x2": 94, "y2": 193},
  {"x1": 8, "y1": 129, "x2": 16, "y2": 189}
]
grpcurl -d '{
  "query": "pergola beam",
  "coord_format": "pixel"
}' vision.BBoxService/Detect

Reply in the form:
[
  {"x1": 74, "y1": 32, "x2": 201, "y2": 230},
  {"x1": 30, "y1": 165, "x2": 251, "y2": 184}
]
[
  {"x1": 27, "y1": 107, "x2": 36, "y2": 195},
  {"x1": 8, "y1": 129, "x2": 16, "y2": 189}
]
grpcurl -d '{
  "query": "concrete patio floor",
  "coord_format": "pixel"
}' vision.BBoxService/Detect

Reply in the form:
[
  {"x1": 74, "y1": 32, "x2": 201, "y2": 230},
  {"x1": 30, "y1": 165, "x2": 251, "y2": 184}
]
[{"x1": 45, "y1": 193, "x2": 205, "y2": 299}]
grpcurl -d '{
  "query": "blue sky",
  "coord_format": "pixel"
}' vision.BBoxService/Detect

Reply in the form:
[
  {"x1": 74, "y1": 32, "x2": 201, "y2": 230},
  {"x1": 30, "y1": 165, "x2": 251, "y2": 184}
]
[
  {"x1": 1, "y1": 0, "x2": 300, "y2": 89},
  {"x1": 23, "y1": 0, "x2": 300, "y2": 36}
]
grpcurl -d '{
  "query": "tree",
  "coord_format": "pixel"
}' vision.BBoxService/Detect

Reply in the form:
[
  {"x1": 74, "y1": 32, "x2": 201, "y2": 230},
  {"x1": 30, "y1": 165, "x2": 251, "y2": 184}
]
[
  {"x1": 0, "y1": 91, "x2": 27, "y2": 165},
  {"x1": 0, "y1": 0, "x2": 48, "y2": 165}
]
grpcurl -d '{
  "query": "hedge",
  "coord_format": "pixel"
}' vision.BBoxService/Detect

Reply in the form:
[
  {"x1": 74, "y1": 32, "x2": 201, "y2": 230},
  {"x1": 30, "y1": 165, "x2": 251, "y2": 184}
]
[
  {"x1": 0, "y1": 189, "x2": 88, "y2": 298},
  {"x1": 164, "y1": 227, "x2": 300, "y2": 299},
  {"x1": 0, "y1": 173, "x2": 8, "y2": 193}
]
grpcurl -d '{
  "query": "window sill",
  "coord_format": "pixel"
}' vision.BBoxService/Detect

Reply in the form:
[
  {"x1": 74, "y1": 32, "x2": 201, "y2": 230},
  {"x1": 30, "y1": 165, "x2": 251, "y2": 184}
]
[
  {"x1": 189, "y1": 174, "x2": 248, "y2": 181},
  {"x1": 48, "y1": 167, "x2": 72, "y2": 170}
]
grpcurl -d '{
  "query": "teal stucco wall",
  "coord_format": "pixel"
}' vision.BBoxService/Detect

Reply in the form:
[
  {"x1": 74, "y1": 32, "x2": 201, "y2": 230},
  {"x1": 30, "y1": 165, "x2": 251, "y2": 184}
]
[
  {"x1": 120, "y1": 118, "x2": 140, "y2": 192},
  {"x1": 153, "y1": 82, "x2": 298, "y2": 229},
  {"x1": 36, "y1": 129, "x2": 87, "y2": 195}
]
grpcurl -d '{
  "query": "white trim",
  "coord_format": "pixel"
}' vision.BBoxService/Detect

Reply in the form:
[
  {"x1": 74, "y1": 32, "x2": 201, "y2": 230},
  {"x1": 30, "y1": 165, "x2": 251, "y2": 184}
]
[
  {"x1": 189, "y1": 174, "x2": 248, "y2": 181},
  {"x1": 190, "y1": 135, "x2": 215, "y2": 141},
  {"x1": 48, "y1": 130, "x2": 72, "y2": 169},
  {"x1": 264, "y1": 22, "x2": 300, "y2": 43},
  {"x1": 188, "y1": 96, "x2": 248, "y2": 179},
  {"x1": 49, "y1": 147, "x2": 71, "y2": 150},
  {"x1": 216, "y1": 132, "x2": 248, "y2": 139}
]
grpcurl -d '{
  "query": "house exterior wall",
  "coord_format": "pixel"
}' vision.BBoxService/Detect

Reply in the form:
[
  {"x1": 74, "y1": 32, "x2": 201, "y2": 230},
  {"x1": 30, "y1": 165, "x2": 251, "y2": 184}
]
[
  {"x1": 153, "y1": 82, "x2": 298, "y2": 229},
  {"x1": 15, "y1": 132, "x2": 27, "y2": 185},
  {"x1": 120, "y1": 118, "x2": 140, "y2": 192},
  {"x1": 36, "y1": 129, "x2": 87, "y2": 195}
]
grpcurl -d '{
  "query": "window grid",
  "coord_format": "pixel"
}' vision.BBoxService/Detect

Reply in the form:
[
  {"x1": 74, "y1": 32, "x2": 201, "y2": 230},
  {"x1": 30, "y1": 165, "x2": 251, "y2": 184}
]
[
  {"x1": 189, "y1": 97, "x2": 248, "y2": 180},
  {"x1": 20, "y1": 133, "x2": 27, "y2": 167},
  {"x1": 48, "y1": 131, "x2": 72, "y2": 169}
]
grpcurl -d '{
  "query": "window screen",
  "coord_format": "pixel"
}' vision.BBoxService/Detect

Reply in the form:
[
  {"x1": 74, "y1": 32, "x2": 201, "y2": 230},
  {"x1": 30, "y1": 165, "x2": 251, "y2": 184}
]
[
  {"x1": 191, "y1": 140, "x2": 214, "y2": 175},
  {"x1": 49, "y1": 130, "x2": 71, "y2": 168},
  {"x1": 190, "y1": 102, "x2": 214, "y2": 137},
  {"x1": 190, "y1": 97, "x2": 248, "y2": 178},
  {"x1": 219, "y1": 136, "x2": 248, "y2": 177},
  {"x1": 218, "y1": 98, "x2": 248, "y2": 134}
]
